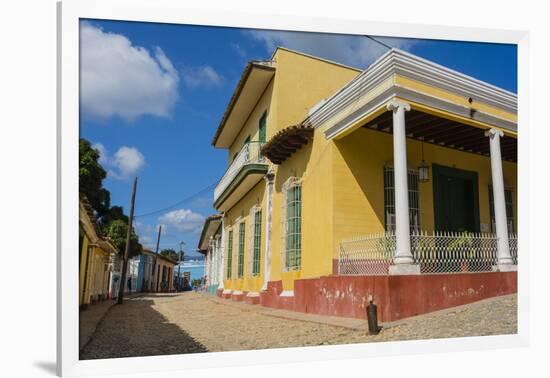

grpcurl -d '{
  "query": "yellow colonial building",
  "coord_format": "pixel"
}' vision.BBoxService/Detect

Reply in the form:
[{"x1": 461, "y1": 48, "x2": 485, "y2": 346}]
[
  {"x1": 79, "y1": 198, "x2": 119, "y2": 308},
  {"x1": 207, "y1": 47, "x2": 517, "y2": 321}
]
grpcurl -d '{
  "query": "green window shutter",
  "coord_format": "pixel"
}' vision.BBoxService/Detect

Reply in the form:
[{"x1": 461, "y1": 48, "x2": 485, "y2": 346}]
[
  {"x1": 259, "y1": 112, "x2": 267, "y2": 143},
  {"x1": 238, "y1": 222, "x2": 245, "y2": 278},
  {"x1": 253, "y1": 210, "x2": 262, "y2": 275},
  {"x1": 227, "y1": 230, "x2": 233, "y2": 279},
  {"x1": 285, "y1": 184, "x2": 301, "y2": 270}
]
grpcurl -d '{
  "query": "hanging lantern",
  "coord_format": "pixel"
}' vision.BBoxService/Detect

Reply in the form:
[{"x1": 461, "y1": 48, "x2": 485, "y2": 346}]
[
  {"x1": 418, "y1": 161, "x2": 430, "y2": 182},
  {"x1": 418, "y1": 139, "x2": 430, "y2": 182}
]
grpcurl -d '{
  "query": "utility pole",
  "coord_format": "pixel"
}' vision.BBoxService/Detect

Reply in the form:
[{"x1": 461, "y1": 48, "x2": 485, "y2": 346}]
[
  {"x1": 178, "y1": 241, "x2": 185, "y2": 291},
  {"x1": 117, "y1": 177, "x2": 138, "y2": 305},
  {"x1": 155, "y1": 225, "x2": 162, "y2": 254},
  {"x1": 153, "y1": 225, "x2": 162, "y2": 292}
]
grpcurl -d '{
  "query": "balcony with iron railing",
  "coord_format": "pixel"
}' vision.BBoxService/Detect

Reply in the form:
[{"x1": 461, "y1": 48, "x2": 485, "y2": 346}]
[{"x1": 214, "y1": 141, "x2": 268, "y2": 211}]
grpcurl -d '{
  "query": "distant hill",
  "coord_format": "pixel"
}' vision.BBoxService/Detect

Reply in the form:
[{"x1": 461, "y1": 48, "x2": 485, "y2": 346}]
[{"x1": 184, "y1": 254, "x2": 204, "y2": 262}]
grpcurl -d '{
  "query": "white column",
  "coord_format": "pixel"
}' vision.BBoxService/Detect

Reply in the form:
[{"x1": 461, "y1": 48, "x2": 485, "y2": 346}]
[
  {"x1": 387, "y1": 99, "x2": 420, "y2": 275},
  {"x1": 261, "y1": 171, "x2": 275, "y2": 291},
  {"x1": 486, "y1": 128, "x2": 516, "y2": 271},
  {"x1": 217, "y1": 215, "x2": 226, "y2": 290},
  {"x1": 214, "y1": 237, "x2": 221, "y2": 286}
]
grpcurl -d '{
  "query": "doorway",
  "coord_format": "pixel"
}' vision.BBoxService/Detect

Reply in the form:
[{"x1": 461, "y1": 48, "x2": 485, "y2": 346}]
[{"x1": 432, "y1": 164, "x2": 480, "y2": 232}]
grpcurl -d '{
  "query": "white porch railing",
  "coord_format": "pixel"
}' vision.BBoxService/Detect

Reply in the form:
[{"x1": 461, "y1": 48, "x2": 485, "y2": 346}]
[
  {"x1": 338, "y1": 231, "x2": 518, "y2": 275},
  {"x1": 214, "y1": 141, "x2": 266, "y2": 201}
]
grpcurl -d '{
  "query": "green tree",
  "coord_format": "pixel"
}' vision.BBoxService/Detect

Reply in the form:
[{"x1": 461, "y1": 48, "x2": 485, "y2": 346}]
[
  {"x1": 106, "y1": 219, "x2": 143, "y2": 258},
  {"x1": 99, "y1": 205, "x2": 128, "y2": 230},
  {"x1": 79, "y1": 138, "x2": 110, "y2": 216},
  {"x1": 160, "y1": 248, "x2": 179, "y2": 261}
]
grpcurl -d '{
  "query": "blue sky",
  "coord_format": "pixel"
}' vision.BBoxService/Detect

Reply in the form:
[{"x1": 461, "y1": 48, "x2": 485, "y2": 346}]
[{"x1": 79, "y1": 19, "x2": 517, "y2": 256}]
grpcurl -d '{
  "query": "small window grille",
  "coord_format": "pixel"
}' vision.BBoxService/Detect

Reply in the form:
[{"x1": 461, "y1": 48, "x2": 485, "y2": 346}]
[
  {"x1": 489, "y1": 186, "x2": 514, "y2": 233},
  {"x1": 384, "y1": 167, "x2": 421, "y2": 232}
]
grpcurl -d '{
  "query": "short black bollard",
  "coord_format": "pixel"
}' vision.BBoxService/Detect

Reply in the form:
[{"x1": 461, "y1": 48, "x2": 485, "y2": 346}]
[{"x1": 367, "y1": 296, "x2": 381, "y2": 335}]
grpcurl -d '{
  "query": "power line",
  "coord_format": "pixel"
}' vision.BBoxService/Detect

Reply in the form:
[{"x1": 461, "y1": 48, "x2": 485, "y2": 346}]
[
  {"x1": 134, "y1": 182, "x2": 216, "y2": 218},
  {"x1": 364, "y1": 35, "x2": 393, "y2": 51}
]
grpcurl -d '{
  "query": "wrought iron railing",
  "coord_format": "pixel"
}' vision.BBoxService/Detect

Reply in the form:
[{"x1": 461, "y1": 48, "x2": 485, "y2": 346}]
[
  {"x1": 338, "y1": 231, "x2": 518, "y2": 275},
  {"x1": 338, "y1": 232, "x2": 395, "y2": 275},
  {"x1": 411, "y1": 231, "x2": 498, "y2": 274},
  {"x1": 214, "y1": 141, "x2": 266, "y2": 201}
]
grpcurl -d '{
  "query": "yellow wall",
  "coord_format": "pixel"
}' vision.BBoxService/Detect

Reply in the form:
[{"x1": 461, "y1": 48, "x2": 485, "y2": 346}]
[
  {"x1": 219, "y1": 48, "x2": 518, "y2": 294},
  {"x1": 223, "y1": 181, "x2": 266, "y2": 293},
  {"x1": 222, "y1": 49, "x2": 360, "y2": 292},
  {"x1": 79, "y1": 236, "x2": 110, "y2": 306},
  {"x1": 79, "y1": 233, "x2": 91, "y2": 305},
  {"x1": 273, "y1": 49, "x2": 360, "y2": 134},
  {"x1": 265, "y1": 49, "x2": 360, "y2": 290},
  {"x1": 228, "y1": 79, "x2": 275, "y2": 161}
]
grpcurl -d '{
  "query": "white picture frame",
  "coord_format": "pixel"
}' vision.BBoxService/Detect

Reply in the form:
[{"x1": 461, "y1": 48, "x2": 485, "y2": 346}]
[{"x1": 58, "y1": 1, "x2": 529, "y2": 376}]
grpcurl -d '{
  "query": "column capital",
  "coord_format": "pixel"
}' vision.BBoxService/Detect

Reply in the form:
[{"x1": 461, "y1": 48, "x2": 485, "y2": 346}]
[
  {"x1": 264, "y1": 171, "x2": 275, "y2": 183},
  {"x1": 387, "y1": 99, "x2": 411, "y2": 112},
  {"x1": 485, "y1": 128, "x2": 504, "y2": 138}
]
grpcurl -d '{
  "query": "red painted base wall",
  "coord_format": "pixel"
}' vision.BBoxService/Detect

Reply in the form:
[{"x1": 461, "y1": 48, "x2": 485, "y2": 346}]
[{"x1": 259, "y1": 272, "x2": 517, "y2": 322}]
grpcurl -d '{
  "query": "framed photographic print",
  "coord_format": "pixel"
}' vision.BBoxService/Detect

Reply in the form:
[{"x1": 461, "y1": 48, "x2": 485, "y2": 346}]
[{"x1": 58, "y1": 1, "x2": 529, "y2": 376}]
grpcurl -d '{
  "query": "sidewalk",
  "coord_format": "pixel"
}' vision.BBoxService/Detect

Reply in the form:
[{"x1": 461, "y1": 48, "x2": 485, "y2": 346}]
[
  {"x1": 207, "y1": 293, "x2": 518, "y2": 332},
  {"x1": 207, "y1": 295, "x2": 368, "y2": 330},
  {"x1": 79, "y1": 293, "x2": 144, "y2": 351}
]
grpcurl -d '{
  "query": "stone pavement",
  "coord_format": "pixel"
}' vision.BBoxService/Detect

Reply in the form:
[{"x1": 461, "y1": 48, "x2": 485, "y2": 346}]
[
  {"x1": 80, "y1": 292, "x2": 517, "y2": 359},
  {"x1": 79, "y1": 293, "x2": 144, "y2": 351}
]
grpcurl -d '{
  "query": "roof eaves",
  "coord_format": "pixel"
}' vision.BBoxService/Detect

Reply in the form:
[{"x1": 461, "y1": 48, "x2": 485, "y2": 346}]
[
  {"x1": 211, "y1": 61, "x2": 275, "y2": 147},
  {"x1": 197, "y1": 214, "x2": 223, "y2": 249}
]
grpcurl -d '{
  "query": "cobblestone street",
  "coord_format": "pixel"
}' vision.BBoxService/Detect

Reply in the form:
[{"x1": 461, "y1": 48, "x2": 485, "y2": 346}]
[{"x1": 80, "y1": 292, "x2": 517, "y2": 359}]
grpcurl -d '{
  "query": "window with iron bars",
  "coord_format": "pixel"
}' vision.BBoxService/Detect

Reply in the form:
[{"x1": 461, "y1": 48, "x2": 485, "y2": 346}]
[
  {"x1": 226, "y1": 230, "x2": 233, "y2": 279},
  {"x1": 282, "y1": 177, "x2": 302, "y2": 271},
  {"x1": 383, "y1": 167, "x2": 421, "y2": 232},
  {"x1": 237, "y1": 222, "x2": 245, "y2": 278},
  {"x1": 488, "y1": 186, "x2": 514, "y2": 233},
  {"x1": 248, "y1": 207, "x2": 262, "y2": 276}
]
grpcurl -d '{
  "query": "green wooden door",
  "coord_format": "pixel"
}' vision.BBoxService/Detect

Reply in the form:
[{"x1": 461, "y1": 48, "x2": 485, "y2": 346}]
[{"x1": 433, "y1": 164, "x2": 480, "y2": 232}]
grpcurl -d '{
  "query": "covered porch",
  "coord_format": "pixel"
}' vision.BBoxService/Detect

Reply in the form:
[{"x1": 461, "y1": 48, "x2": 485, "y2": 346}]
[{"x1": 335, "y1": 100, "x2": 518, "y2": 276}]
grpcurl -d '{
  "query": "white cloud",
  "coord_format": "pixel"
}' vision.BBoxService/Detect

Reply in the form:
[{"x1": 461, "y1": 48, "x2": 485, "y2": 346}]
[
  {"x1": 92, "y1": 143, "x2": 146, "y2": 180},
  {"x1": 92, "y1": 142, "x2": 108, "y2": 165},
  {"x1": 246, "y1": 30, "x2": 420, "y2": 69},
  {"x1": 112, "y1": 147, "x2": 146, "y2": 179},
  {"x1": 158, "y1": 209, "x2": 205, "y2": 234},
  {"x1": 80, "y1": 22, "x2": 179, "y2": 121},
  {"x1": 182, "y1": 65, "x2": 224, "y2": 88}
]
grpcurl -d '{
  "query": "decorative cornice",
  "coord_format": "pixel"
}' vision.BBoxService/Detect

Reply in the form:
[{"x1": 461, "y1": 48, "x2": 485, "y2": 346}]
[
  {"x1": 305, "y1": 49, "x2": 516, "y2": 136},
  {"x1": 324, "y1": 85, "x2": 517, "y2": 140}
]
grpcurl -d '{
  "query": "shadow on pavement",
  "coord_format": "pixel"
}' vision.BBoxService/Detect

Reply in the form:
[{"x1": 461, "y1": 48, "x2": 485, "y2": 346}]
[{"x1": 80, "y1": 299, "x2": 208, "y2": 360}]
